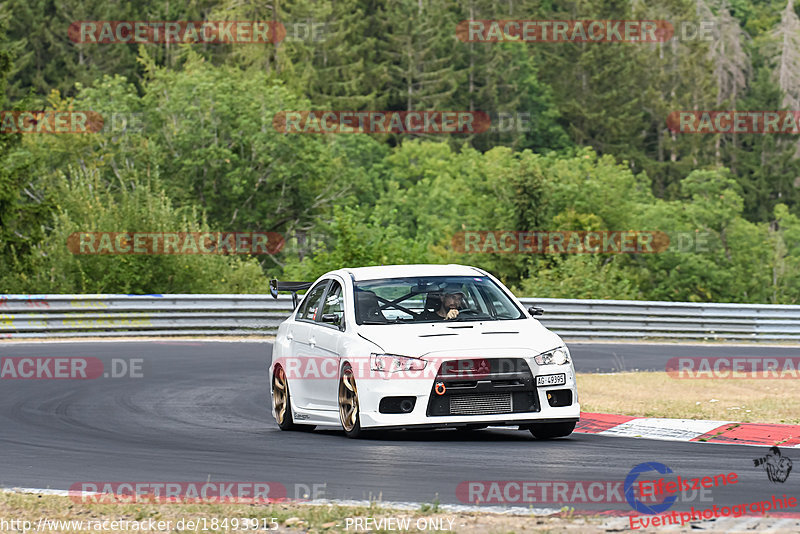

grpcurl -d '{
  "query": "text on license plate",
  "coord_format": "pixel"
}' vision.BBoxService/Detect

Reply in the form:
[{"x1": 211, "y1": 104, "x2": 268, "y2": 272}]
[{"x1": 536, "y1": 373, "x2": 566, "y2": 386}]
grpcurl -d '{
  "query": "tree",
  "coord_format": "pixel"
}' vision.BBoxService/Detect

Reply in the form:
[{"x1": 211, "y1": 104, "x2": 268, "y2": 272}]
[
  {"x1": 383, "y1": 0, "x2": 462, "y2": 115},
  {"x1": 135, "y1": 51, "x2": 363, "y2": 243},
  {"x1": 0, "y1": 19, "x2": 51, "y2": 280},
  {"x1": 4, "y1": 0, "x2": 200, "y2": 98},
  {"x1": 722, "y1": 66, "x2": 800, "y2": 220},
  {"x1": 773, "y1": 0, "x2": 800, "y2": 111},
  {"x1": 2, "y1": 166, "x2": 268, "y2": 293}
]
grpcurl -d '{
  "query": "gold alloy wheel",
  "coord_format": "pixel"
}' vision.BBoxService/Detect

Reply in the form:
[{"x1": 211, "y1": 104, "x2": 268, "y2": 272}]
[
  {"x1": 338, "y1": 366, "x2": 359, "y2": 432},
  {"x1": 272, "y1": 367, "x2": 288, "y2": 424}
]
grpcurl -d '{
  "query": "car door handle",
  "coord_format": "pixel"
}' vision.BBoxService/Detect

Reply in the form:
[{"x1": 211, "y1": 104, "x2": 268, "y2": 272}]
[
  {"x1": 309, "y1": 337, "x2": 316, "y2": 348},
  {"x1": 287, "y1": 332, "x2": 294, "y2": 340}
]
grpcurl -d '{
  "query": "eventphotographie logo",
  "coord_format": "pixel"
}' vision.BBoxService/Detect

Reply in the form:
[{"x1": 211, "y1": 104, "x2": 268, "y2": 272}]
[
  {"x1": 754, "y1": 447, "x2": 793, "y2": 483},
  {"x1": 625, "y1": 462, "x2": 678, "y2": 515}
]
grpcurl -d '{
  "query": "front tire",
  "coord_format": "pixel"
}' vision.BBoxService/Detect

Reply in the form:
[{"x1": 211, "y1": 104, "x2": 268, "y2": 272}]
[
  {"x1": 527, "y1": 421, "x2": 576, "y2": 439},
  {"x1": 338, "y1": 363, "x2": 364, "y2": 438},
  {"x1": 273, "y1": 366, "x2": 312, "y2": 431}
]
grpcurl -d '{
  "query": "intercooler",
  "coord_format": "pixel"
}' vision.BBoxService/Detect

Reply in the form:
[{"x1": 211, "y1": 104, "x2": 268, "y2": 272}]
[{"x1": 449, "y1": 392, "x2": 513, "y2": 415}]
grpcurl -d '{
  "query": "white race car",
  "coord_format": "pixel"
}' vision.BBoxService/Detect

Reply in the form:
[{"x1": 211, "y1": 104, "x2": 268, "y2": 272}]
[{"x1": 268, "y1": 264, "x2": 579, "y2": 439}]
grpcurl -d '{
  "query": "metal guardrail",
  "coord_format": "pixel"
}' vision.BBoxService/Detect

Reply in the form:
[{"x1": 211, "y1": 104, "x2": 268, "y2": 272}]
[
  {"x1": 1, "y1": 294, "x2": 799, "y2": 341},
  {"x1": 0, "y1": 295, "x2": 292, "y2": 339}
]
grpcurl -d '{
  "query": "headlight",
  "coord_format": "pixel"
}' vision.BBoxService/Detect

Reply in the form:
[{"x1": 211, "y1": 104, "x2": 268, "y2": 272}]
[
  {"x1": 534, "y1": 347, "x2": 570, "y2": 365},
  {"x1": 370, "y1": 353, "x2": 427, "y2": 372}
]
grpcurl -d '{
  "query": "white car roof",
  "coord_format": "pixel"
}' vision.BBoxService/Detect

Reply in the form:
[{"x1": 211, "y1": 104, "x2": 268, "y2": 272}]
[{"x1": 335, "y1": 264, "x2": 485, "y2": 282}]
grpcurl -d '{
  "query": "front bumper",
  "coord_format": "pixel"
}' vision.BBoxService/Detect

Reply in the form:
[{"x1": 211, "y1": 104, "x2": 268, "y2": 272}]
[{"x1": 356, "y1": 356, "x2": 579, "y2": 429}]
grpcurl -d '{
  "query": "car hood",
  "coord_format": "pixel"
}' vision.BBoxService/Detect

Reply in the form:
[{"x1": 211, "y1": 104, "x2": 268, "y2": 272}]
[{"x1": 357, "y1": 319, "x2": 563, "y2": 358}]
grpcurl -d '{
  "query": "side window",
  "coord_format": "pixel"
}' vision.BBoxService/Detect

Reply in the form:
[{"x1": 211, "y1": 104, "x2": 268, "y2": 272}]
[
  {"x1": 477, "y1": 285, "x2": 517, "y2": 319},
  {"x1": 321, "y1": 281, "x2": 345, "y2": 327},
  {"x1": 297, "y1": 282, "x2": 328, "y2": 321}
]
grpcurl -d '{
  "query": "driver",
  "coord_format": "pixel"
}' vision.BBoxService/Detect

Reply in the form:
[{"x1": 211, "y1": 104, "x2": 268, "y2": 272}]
[{"x1": 422, "y1": 287, "x2": 466, "y2": 320}]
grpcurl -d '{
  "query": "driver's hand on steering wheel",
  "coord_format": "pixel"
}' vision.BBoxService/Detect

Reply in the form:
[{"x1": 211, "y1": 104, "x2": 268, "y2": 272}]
[{"x1": 445, "y1": 309, "x2": 459, "y2": 320}]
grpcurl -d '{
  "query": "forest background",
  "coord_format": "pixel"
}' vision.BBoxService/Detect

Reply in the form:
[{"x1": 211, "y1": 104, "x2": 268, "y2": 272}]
[{"x1": 2, "y1": 0, "x2": 800, "y2": 303}]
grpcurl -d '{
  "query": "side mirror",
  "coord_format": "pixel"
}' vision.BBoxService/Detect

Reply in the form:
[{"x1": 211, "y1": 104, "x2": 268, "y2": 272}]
[
  {"x1": 528, "y1": 306, "x2": 544, "y2": 317},
  {"x1": 321, "y1": 313, "x2": 340, "y2": 325}
]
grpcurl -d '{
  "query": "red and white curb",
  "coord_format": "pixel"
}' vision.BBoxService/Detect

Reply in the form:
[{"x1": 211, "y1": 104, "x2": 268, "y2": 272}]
[{"x1": 576, "y1": 412, "x2": 800, "y2": 447}]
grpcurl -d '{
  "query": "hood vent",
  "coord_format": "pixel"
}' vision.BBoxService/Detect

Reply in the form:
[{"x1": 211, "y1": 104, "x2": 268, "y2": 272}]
[{"x1": 482, "y1": 331, "x2": 519, "y2": 335}]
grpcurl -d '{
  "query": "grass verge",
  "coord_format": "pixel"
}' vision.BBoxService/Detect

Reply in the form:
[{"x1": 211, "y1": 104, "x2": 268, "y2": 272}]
[
  {"x1": 0, "y1": 492, "x2": 615, "y2": 533},
  {"x1": 577, "y1": 371, "x2": 800, "y2": 424},
  {"x1": 3, "y1": 492, "x2": 799, "y2": 533}
]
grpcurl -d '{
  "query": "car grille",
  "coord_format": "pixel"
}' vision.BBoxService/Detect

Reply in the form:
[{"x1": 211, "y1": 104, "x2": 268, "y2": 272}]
[
  {"x1": 426, "y1": 358, "x2": 540, "y2": 417},
  {"x1": 450, "y1": 393, "x2": 513, "y2": 415}
]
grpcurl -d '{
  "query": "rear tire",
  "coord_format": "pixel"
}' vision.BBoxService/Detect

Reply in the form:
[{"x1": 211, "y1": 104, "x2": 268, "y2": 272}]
[
  {"x1": 527, "y1": 421, "x2": 576, "y2": 439},
  {"x1": 338, "y1": 363, "x2": 364, "y2": 439}
]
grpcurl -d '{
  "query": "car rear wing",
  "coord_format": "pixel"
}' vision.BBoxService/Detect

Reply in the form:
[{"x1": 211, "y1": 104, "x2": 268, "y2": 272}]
[{"x1": 269, "y1": 279, "x2": 313, "y2": 309}]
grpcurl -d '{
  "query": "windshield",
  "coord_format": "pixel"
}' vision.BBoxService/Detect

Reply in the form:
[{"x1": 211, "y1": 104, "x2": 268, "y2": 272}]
[{"x1": 353, "y1": 276, "x2": 525, "y2": 325}]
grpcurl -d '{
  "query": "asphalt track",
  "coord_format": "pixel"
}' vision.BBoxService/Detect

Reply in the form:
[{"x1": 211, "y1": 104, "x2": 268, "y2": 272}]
[
  {"x1": 0, "y1": 341, "x2": 798, "y2": 513},
  {"x1": 570, "y1": 342, "x2": 800, "y2": 373}
]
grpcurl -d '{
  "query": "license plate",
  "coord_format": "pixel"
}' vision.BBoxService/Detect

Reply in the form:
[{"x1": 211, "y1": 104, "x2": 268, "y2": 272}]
[{"x1": 536, "y1": 373, "x2": 566, "y2": 386}]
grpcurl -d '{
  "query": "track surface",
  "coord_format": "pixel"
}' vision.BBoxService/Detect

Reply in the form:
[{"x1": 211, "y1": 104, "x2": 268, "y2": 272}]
[
  {"x1": 1, "y1": 341, "x2": 797, "y2": 512},
  {"x1": 570, "y1": 342, "x2": 800, "y2": 373}
]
